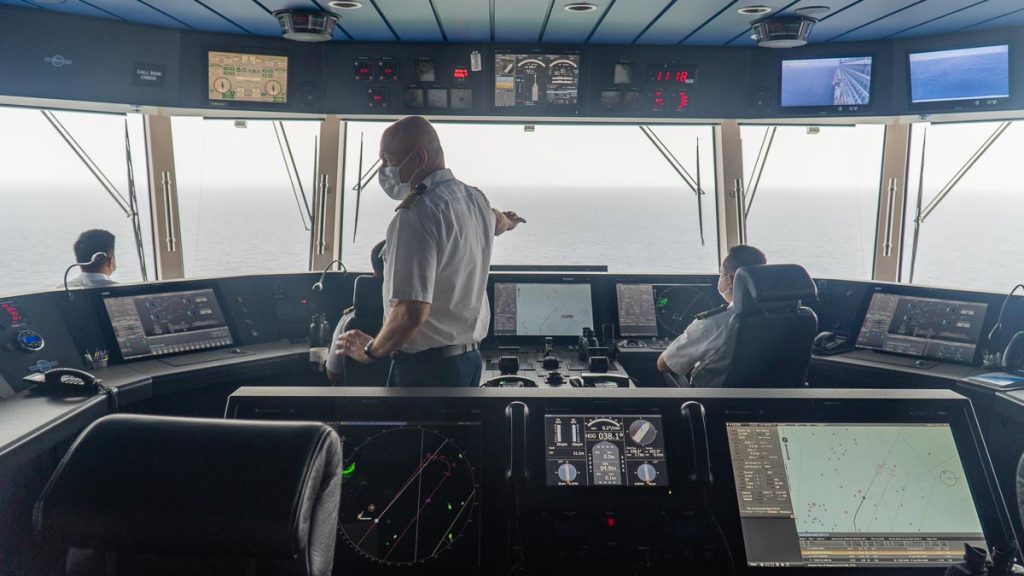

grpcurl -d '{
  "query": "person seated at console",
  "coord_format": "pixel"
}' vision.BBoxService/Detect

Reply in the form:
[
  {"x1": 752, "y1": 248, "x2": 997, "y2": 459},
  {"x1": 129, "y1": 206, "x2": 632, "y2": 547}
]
[
  {"x1": 326, "y1": 240, "x2": 386, "y2": 383},
  {"x1": 657, "y1": 244, "x2": 766, "y2": 386},
  {"x1": 63, "y1": 229, "x2": 118, "y2": 288}
]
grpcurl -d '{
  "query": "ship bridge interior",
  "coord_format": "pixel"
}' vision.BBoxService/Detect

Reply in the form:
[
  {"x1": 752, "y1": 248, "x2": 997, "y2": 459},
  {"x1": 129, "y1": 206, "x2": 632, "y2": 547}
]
[{"x1": 1, "y1": 1, "x2": 1024, "y2": 574}]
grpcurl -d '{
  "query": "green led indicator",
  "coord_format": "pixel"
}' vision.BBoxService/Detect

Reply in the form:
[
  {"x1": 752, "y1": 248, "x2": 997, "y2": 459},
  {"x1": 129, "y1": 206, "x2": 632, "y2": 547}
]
[
  {"x1": 448, "y1": 533, "x2": 454, "y2": 542},
  {"x1": 447, "y1": 502, "x2": 453, "y2": 511},
  {"x1": 341, "y1": 462, "x2": 356, "y2": 477}
]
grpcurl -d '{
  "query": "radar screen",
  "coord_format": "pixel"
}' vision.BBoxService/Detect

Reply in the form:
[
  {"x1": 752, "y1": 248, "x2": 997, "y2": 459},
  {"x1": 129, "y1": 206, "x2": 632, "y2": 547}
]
[
  {"x1": 334, "y1": 421, "x2": 481, "y2": 570},
  {"x1": 208, "y1": 51, "x2": 287, "y2": 103},
  {"x1": 494, "y1": 53, "x2": 580, "y2": 108},
  {"x1": 545, "y1": 415, "x2": 668, "y2": 487},
  {"x1": 616, "y1": 283, "x2": 721, "y2": 338}
]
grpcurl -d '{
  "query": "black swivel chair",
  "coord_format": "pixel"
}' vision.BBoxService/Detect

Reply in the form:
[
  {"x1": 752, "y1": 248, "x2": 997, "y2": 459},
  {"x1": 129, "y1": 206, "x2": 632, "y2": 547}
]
[
  {"x1": 690, "y1": 264, "x2": 818, "y2": 388},
  {"x1": 34, "y1": 414, "x2": 342, "y2": 576},
  {"x1": 338, "y1": 274, "x2": 390, "y2": 385}
]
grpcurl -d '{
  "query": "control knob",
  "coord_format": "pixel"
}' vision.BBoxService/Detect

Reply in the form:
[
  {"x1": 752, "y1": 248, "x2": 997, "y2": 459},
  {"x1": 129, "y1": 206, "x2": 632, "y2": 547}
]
[{"x1": 16, "y1": 330, "x2": 44, "y2": 352}]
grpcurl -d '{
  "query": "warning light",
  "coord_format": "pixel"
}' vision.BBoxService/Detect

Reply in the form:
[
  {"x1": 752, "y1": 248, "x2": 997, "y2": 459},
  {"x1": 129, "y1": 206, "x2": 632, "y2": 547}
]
[
  {"x1": 453, "y1": 66, "x2": 470, "y2": 80},
  {"x1": 652, "y1": 89, "x2": 665, "y2": 112},
  {"x1": 605, "y1": 516, "x2": 617, "y2": 528}
]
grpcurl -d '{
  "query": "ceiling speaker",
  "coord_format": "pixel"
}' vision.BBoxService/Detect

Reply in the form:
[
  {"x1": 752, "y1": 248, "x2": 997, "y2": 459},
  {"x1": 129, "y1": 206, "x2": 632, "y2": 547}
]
[{"x1": 750, "y1": 15, "x2": 816, "y2": 48}]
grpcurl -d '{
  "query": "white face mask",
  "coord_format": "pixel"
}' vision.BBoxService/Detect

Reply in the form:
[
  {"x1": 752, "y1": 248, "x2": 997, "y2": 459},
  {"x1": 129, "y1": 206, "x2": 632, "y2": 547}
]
[{"x1": 378, "y1": 152, "x2": 417, "y2": 201}]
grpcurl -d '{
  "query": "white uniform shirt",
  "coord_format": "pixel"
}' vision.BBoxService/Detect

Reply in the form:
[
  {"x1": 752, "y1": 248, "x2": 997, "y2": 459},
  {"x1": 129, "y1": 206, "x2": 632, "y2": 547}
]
[
  {"x1": 61, "y1": 273, "x2": 117, "y2": 289},
  {"x1": 661, "y1": 305, "x2": 736, "y2": 386},
  {"x1": 382, "y1": 169, "x2": 494, "y2": 353}
]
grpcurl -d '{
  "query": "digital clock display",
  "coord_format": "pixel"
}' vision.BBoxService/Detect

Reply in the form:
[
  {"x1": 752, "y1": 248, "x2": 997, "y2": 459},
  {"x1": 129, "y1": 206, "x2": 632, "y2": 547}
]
[
  {"x1": 647, "y1": 65, "x2": 697, "y2": 85},
  {"x1": 0, "y1": 300, "x2": 28, "y2": 329}
]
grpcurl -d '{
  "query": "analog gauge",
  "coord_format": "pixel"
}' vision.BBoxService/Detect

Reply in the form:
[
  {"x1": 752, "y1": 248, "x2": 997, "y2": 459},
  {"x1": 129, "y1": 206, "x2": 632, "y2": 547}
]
[
  {"x1": 213, "y1": 77, "x2": 232, "y2": 94},
  {"x1": 628, "y1": 419, "x2": 657, "y2": 446},
  {"x1": 557, "y1": 462, "x2": 578, "y2": 483},
  {"x1": 636, "y1": 463, "x2": 658, "y2": 483},
  {"x1": 264, "y1": 80, "x2": 283, "y2": 96}
]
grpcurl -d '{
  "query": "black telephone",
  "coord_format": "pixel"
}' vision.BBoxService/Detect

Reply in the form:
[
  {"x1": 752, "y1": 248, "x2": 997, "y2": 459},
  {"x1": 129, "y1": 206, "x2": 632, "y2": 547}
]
[
  {"x1": 568, "y1": 373, "x2": 632, "y2": 388},
  {"x1": 481, "y1": 375, "x2": 538, "y2": 388},
  {"x1": 813, "y1": 331, "x2": 852, "y2": 356},
  {"x1": 39, "y1": 368, "x2": 102, "y2": 394}
]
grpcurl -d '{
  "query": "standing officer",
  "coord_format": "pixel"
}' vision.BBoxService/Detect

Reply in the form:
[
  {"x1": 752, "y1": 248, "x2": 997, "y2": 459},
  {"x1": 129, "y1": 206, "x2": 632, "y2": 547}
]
[{"x1": 337, "y1": 116, "x2": 524, "y2": 386}]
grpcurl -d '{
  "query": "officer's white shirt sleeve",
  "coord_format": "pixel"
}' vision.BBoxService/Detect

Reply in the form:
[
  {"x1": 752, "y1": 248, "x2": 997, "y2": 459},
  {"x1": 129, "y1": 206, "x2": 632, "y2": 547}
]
[
  {"x1": 387, "y1": 208, "x2": 438, "y2": 304},
  {"x1": 661, "y1": 318, "x2": 711, "y2": 375}
]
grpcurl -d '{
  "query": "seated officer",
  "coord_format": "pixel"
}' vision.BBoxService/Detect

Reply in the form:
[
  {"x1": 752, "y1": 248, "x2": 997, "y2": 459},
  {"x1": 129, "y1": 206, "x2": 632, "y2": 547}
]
[
  {"x1": 325, "y1": 240, "x2": 385, "y2": 383},
  {"x1": 657, "y1": 245, "x2": 767, "y2": 386},
  {"x1": 64, "y1": 229, "x2": 118, "y2": 288}
]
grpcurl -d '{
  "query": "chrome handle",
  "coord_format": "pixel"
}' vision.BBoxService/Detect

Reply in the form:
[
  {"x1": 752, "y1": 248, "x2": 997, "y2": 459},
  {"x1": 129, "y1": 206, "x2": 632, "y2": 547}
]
[
  {"x1": 161, "y1": 171, "x2": 176, "y2": 253},
  {"x1": 883, "y1": 177, "x2": 897, "y2": 257},
  {"x1": 733, "y1": 177, "x2": 746, "y2": 244},
  {"x1": 316, "y1": 174, "x2": 329, "y2": 255}
]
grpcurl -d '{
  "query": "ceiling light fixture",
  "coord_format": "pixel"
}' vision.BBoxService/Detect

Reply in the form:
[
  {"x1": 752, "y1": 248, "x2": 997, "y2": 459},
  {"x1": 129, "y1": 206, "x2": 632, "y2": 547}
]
[
  {"x1": 274, "y1": 10, "x2": 338, "y2": 42},
  {"x1": 564, "y1": 2, "x2": 598, "y2": 13},
  {"x1": 328, "y1": 1, "x2": 363, "y2": 9},
  {"x1": 737, "y1": 6, "x2": 772, "y2": 15}
]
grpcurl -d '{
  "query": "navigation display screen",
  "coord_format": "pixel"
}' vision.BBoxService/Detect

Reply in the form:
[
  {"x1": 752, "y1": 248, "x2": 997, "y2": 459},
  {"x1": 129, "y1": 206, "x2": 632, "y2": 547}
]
[
  {"x1": 910, "y1": 45, "x2": 1009, "y2": 104},
  {"x1": 781, "y1": 56, "x2": 873, "y2": 108},
  {"x1": 545, "y1": 415, "x2": 668, "y2": 487},
  {"x1": 616, "y1": 283, "x2": 721, "y2": 338},
  {"x1": 727, "y1": 422, "x2": 986, "y2": 567},
  {"x1": 855, "y1": 293, "x2": 987, "y2": 364},
  {"x1": 208, "y1": 51, "x2": 288, "y2": 103},
  {"x1": 494, "y1": 53, "x2": 580, "y2": 108},
  {"x1": 493, "y1": 282, "x2": 593, "y2": 337},
  {"x1": 104, "y1": 289, "x2": 234, "y2": 360}
]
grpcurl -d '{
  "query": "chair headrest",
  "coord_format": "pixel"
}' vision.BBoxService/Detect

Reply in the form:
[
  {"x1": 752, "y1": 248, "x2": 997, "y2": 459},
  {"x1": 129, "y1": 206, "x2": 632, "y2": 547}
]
[
  {"x1": 353, "y1": 274, "x2": 383, "y2": 313},
  {"x1": 34, "y1": 414, "x2": 341, "y2": 559},
  {"x1": 733, "y1": 264, "x2": 817, "y2": 312}
]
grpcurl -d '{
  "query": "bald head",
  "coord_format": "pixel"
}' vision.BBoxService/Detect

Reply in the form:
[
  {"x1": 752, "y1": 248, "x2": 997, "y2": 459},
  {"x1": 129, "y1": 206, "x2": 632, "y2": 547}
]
[{"x1": 380, "y1": 116, "x2": 445, "y2": 188}]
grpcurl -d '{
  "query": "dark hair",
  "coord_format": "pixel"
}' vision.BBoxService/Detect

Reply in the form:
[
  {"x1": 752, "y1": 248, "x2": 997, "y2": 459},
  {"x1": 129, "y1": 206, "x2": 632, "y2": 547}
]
[
  {"x1": 722, "y1": 244, "x2": 766, "y2": 275},
  {"x1": 74, "y1": 229, "x2": 115, "y2": 272},
  {"x1": 370, "y1": 240, "x2": 386, "y2": 277}
]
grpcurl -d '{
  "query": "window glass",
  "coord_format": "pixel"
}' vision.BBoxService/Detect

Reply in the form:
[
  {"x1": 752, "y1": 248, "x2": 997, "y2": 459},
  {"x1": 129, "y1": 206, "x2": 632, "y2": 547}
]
[
  {"x1": 740, "y1": 125, "x2": 884, "y2": 280},
  {"x1": 902, "y1": 121, "x2": 1023, "y2": 293},
  {"x1": 0, "y1": 107, "x2": 151, "y2": 296},
  {"x1": 173, "y1": 118, "x2": 319, "y2": 278},
  {"x1": 341, "y1": 122, "x2": 719, "y2": 274}
]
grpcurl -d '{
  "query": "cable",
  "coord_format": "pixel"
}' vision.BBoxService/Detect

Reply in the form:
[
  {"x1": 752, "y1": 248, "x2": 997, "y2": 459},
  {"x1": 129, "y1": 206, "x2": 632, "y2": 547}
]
[
  {"x1": 311, "y1": 259, "x2": 348, "y2": 292},
  {"x1": 988, "y1": 284, "x2": 1024, "y2": 343},
  {"x1": 63, "y1": 252, "x2": 108, "y2": 300}
]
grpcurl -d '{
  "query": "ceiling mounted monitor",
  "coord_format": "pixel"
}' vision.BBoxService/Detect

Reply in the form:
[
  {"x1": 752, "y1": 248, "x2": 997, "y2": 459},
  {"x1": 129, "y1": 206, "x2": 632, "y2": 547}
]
[
  {"x1": 780, "y1": 56, "x2": 872, "y2": 111},
  {"x1": 208, "y1": 52, "x2": 288, "y2": 104},
  {"x1": 909, "y1": 45, "x2": 1010, "y2": 108}
]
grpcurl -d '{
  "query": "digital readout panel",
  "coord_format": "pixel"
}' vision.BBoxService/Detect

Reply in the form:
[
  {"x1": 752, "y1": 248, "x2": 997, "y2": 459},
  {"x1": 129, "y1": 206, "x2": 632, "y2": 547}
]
[
  {"x1": 208, "y1": 51, "x2": 288, "y2": 103},
  {"x1": 545, "y1": 415, "x2": 668, "y2": 487}
]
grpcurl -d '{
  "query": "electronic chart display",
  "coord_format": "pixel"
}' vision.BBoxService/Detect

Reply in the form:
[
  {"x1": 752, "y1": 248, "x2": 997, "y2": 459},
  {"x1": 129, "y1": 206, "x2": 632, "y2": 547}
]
[
  {"x1": 493, "y1": 282, "x2": 593, "y2": 337},
  {"x1": 103, "y1": 289, "x2": 234, "y2": 360},
  {"x1": 727, "y1": 422, "x2": 987, "y2": 567},
  {"x1": 494, "y1": 53, "x2": 580, "y2": 108},
  {"x1": 616, "y1": 283, "x2": 721, "y2": 338},
  {"x1": 909, "y1": 45, "x2": 1009, "y2": 104},
  {"x1": 855, "y1": 293, "x2": 987, "y2": 364},
  {"x1": 208, "y1": 51, "x2": 288, "y2": 103},
  {"x1": 780, "y1": 56, "x2": 873, "y2": 108},
  {"x1": 545, "y1": 415, "x2": 668, "y2": 487}
]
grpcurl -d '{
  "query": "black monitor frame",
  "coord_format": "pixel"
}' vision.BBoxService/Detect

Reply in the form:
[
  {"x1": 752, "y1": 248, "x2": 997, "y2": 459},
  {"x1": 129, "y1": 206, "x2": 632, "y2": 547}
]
[
  {"x1": 905, "y1": 41, "x2": 1013, "y2": 113},
  {"x1": 777, "y1": 54, "x2": 875, "y2": 115}
]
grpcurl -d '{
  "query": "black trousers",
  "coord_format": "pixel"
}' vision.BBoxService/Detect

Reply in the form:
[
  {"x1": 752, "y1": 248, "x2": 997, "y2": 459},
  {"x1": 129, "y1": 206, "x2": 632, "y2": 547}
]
[{"x1": 387, "y1": 349, "x2": 483, "y2": 387}]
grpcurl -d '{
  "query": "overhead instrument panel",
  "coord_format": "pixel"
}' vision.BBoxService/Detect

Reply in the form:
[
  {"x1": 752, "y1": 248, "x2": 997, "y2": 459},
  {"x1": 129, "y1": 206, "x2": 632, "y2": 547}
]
[
  {"x1": 494, "y1": 53, "x2": 580, "y2": 110},
  {"x1": 545, "y1": 415, "x2": 668, "y2": 487},
  {"x1": 208, "y1": 51, "x2": 288, "y2": 104},
  {"x1": 334, "y1": 421, "x2": 481, "y2": 570}
]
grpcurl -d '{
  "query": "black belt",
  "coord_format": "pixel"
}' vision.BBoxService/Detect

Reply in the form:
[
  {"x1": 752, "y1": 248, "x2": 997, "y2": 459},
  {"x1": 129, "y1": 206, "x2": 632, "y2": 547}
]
[{"x1": 394, "y1": 342, "x2": 480, "y2": 360}]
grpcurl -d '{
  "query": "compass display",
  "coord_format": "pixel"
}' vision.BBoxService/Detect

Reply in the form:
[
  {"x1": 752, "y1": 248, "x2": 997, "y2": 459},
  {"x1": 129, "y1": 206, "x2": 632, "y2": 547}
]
[{"x1": 335, "y1": 422, "x2": 481, "y2": 569}]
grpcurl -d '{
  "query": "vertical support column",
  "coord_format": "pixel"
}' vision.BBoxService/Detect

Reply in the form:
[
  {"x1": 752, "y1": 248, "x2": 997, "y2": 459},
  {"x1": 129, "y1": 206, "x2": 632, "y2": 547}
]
[
  {"x1": 144, "y1": 114, "x2": 185, "y2": 280},
  {"x1": 310, "y1": 116, "x2": 347, "y2": 271},
  {"x1": 714, "y1": 120, "x2": 746, "y2": 263},
  {"x1": 872, "y1": 121, "x2": 911, "y2": 282}
]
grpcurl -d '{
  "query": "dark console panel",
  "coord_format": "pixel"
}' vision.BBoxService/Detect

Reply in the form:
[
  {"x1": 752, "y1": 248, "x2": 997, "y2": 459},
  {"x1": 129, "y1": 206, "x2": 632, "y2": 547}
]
[{"x1": 225, "y1": 387, "x2": 1019, "y2": 575}]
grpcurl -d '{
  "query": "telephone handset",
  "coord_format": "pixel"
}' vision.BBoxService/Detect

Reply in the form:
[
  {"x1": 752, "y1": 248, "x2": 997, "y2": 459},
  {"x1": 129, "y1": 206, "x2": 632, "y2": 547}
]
[
  {"x1": 568, "y1": 373, "x2": 632, "y2": 388},
  {"x1": 42, "y1": 368, "x2": 102, "y2": 393}
]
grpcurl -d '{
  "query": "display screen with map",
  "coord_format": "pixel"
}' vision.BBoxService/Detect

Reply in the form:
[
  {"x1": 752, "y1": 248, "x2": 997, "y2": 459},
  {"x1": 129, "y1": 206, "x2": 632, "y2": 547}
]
[
  {"x1": 494, "y1": 52, "x2": 580, "y2": 109},
  {"x1": 208, "y1": 51, "x2": 288, "y2": 103},
  {"x1": 726, "y1": 422, "x2": 987, "y2": 567},
  {"x1": 493, "y1": 282, "x2": 593, "y2": 337}
]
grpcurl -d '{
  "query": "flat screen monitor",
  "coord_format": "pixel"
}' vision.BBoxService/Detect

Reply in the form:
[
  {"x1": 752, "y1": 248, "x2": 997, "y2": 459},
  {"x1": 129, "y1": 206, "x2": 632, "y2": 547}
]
[
  {"x1": 909, "y1": 45, "x2": 1009, "y2": 104},
  {"x1": 104, "y1": 289, "x2": 234, "y2": 361},
  {"x1": 727, "y1": 422, "x2": 987, "y2": 567},
  {"x1": 494, "y1": 53, "x2": 580, "y2": 109},
  {"x1": 545, "y1": 415, "x2": 668, "y2": 487},
  {"x1": 208, "y1": 51, "x2": 288, "y2": 103},
  {"x1": 780, "y1": 56, "x2": 873, "y2": 108},
  {"x1": 855, "y1": 293, "x2": 987, "y2": 364},
  {"x1": 616, "y1": 283, "x2": 722, "y2": 338},
  {"x1": 493, "y1": 282, "x2": 593, "y2": 337}
]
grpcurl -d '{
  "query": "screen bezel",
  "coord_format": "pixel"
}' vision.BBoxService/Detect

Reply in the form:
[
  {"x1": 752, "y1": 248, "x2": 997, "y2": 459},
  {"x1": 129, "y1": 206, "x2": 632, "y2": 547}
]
[
  {"x1": 99, "y1": 285, "x2": 237, "y2": 363},
  {"x1": 490, "y1": 48, "x2": 583, "y2": 115},
  {"x1": 905, "y1": 42, "x2": 1012, "y2": 112},
  {"x1": 778, "y1": 54, "x2": 874, "y2": 114},
  {"x1": 206, "y1": 49, "x2": 291, "y2": 106},
  {"x1": 489, "y1": 279, "x2": 596, "y2": 342}
]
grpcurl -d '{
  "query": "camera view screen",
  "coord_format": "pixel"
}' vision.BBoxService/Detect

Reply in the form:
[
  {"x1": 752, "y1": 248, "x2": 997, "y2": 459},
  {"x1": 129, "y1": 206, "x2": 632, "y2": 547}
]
[
  {"x1": 545, "y1": 415, "x2": 668, "y2": 487},
  {"x1": 208, "y1": 51, "x2": 288, "y2": 103},
  {"x1": 727, "y1": 422, "x2": 986, "y2": 567},
  {"x1": 493, "y1": 282, "x2": 593, "y2": 337},
  {"x1": 909, "y1": 45, "x2": 1009, "y2": 103},
  {"x1": 494, "y1": 53, "x2": 580, "y2": 108},
  {"x1": 781, "y1": 56, "x2": 872, "y2": 107},
  {"x1": 104, "y1": 289, "x2": 234, "y2": 360}
]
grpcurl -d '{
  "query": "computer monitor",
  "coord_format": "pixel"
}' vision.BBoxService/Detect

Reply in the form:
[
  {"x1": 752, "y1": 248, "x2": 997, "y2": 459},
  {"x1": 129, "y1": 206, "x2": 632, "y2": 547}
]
[
  {"x1": 727, "y1": 422, "x2": 987, "y2": 567},
  {"x1": 493, "y1": 282, "x2": 593, "y2": 337},
  {"x1": 494, "y1": 52, "x2": 580, "y2": 109},
  {"x1": 207, "y1": 51, "x2": 288, "y2": 104},
  {"x1": 616, "y1": 283, "x2": 722, "y2": 338},
  {"x1": 544, "y1": 415, "x2": 668, "y2": 487},
  {"x1": 104, "y1": 288, "x2": 234, "y2": 361},
  {"x1": 780, "y1": 56, "x2": 873, "y2": 109},
  {"x1": 855, "y1": 293, "x2": 988, "y2": 364},
  {"x1": 909, "y1": 45, "x2": 1009, "y2": 105}
]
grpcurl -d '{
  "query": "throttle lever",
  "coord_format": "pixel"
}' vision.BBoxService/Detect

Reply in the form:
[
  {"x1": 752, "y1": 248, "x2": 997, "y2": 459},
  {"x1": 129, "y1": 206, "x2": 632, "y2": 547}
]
[
  {"x1": 505, "y1": 401, "x2": 529, "y2": 484},
  {"x1": 681, "y1": 401, "x2": 713, "y2": 485}
]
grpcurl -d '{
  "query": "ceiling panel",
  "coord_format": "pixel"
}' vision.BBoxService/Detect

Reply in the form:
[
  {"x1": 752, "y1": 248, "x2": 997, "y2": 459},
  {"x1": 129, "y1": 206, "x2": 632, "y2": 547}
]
[
  {"x1": 85, "y1": 0, "x2": 188, "y2": 28},
  {"x1": 194, "y1": 0, "x2": 282, "y2": 35},
  {"x1": 637, "y1": 0, "x2": 741, "y2": 45},
  {"x1": 433, "y1": 0, "x2": 490, "y2": 42},
  {"x1": 494, "y1": 0, "x2": 550, "y2": 42},
  {"x1": 963, "y1": 6, "x2": 1024, "y2": 29},
  {"x1": 686, "y1": 0, "x2": 797, "y2": 45},
  {"x1": 134, "y1": 0, "x2": 243, "y2": 33},
  {"x1": 894, "y1": 0, "x2": 1024, "y2": 37},
  {"x1": 313, "y1": 0, "x2": 395, "y2": 41},
  {"x1": 375, "y1": 0, "x2": 443, "y2": 41},
  {"x1": 833, "y1": 0, "x2": 983, "y2": 41},
  {"x1": 542, "y1": 0, "x2": 611, "y2": 43},
  {"x1": 0, "y1": 0, "x2": 117, "y2": 21},
  {"x1": 588, "y1": 0, "x2": 670, "y2": 44},
  {"x1": 809, "y1": 0, "x2": 928, "y2": 41}
]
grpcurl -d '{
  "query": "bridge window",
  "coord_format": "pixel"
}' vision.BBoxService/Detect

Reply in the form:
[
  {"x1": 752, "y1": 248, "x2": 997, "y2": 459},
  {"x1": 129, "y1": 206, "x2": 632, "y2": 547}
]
[
  {"x1": 0, "y1": 107, "x2": 151, "y2": 296},
  {"x1": 740, "y1": 124, "x2": 884, "y2": 280},
  {"x1": 901, "y1": 121, "x2": 1023, "y2": 293},
  {"x1": 172, "y1": 118, "x2": 319, "y2": 278},
  {"x1": 342, "y1": 121, "x2": 719, "y2": 274}
]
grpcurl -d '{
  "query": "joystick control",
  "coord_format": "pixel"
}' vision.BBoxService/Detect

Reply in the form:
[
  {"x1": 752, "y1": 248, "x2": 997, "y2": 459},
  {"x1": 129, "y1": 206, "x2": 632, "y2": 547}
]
[
  {"x1": 542, "y1": 355, "x2": 560, "y2": 370},
  {"x1": 545, "y1": 370, "x2": 565, "y2": 385}
]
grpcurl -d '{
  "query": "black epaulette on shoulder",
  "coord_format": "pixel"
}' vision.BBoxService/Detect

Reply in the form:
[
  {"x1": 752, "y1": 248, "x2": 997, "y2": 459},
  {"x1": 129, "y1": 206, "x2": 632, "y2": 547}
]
[{"x1": 695, "y1": 305, "x2": 728, "y2": 321}]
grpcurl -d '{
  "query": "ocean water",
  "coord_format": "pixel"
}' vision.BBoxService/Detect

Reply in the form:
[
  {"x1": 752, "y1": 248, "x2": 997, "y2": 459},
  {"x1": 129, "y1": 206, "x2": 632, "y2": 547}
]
[{"x1": 910, "y1": 50, "x2": 1010, "y2": 102}]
